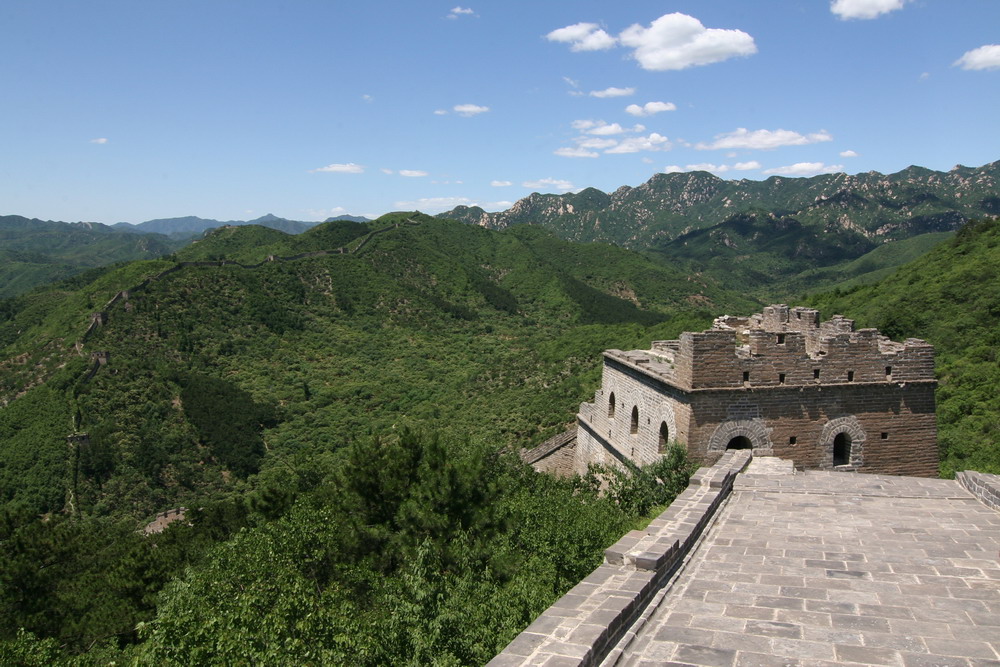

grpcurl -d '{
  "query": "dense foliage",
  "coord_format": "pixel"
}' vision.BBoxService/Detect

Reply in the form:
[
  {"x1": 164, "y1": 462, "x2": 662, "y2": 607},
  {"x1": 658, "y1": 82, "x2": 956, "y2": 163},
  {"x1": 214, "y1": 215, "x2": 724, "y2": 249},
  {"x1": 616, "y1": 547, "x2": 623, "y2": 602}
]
[
  {"x1": 647, "y1": 210, "x2": 953, "y2": 300},
  {"x1": 0, "y1": 214, "x2": 715, "y2": 662},
  {"x1": 808, "y1": 217, "x2": 1000, "y2": 476},
  {"x1": 0, "y1": 215, "x2": 184, "y2": 298}
]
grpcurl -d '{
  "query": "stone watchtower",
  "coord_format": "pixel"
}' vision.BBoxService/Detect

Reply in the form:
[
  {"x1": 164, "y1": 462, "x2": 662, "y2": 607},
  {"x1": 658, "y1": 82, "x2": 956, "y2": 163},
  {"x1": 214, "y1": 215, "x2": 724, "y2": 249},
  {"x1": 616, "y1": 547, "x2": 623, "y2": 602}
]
[{"x1": 575, "y1": 305, "x2": 938, "y2": 477}]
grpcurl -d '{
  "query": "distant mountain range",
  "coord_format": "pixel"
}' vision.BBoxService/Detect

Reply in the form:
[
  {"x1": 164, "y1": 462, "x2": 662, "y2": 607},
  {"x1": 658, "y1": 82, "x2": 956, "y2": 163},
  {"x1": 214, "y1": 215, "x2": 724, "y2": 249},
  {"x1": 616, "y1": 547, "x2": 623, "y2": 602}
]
[
  {"x1": 440, "y1": 161, "x2": 1000, "y2": 248},
  {"x1": 0, "y1": 213, "x2": 371, "y2": 297},
  {"x1": 439, "y1": 161, "x2": 1000, "y2": 297},
  {"x1": 0, "y1": 215, "x2": 184, "y2": 298},
  {"x1": 115, "y1": 213, "x2": 370, "y2": 238}
]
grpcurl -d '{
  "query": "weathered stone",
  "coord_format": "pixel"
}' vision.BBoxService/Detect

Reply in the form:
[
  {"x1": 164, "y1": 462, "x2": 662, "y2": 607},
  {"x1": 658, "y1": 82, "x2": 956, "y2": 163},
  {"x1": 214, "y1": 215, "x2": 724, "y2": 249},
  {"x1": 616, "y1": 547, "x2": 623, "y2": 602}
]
[{"x1": 573, "y1": 305, "x2": 937, "y2": 477}]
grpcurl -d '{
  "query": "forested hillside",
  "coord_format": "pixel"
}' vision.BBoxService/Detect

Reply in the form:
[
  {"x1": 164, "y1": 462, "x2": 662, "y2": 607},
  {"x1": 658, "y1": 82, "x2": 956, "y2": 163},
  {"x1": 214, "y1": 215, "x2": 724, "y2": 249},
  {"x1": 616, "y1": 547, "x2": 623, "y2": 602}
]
[
  {"x1": 0, "y1": 213, "x2": 746, "y2": 663},
  {"x1": 808, "y1": 217, "x2": 1000, "y2": 476},
  {"x1": 0, "y1": 216, "x2": 184, "y2": 298},
  {"x1": 442, "y1": 163, "x2": 1000, "y2": 299},
  {"x1": 649, "y1": 210, "x2": 954, "y2": 299}
]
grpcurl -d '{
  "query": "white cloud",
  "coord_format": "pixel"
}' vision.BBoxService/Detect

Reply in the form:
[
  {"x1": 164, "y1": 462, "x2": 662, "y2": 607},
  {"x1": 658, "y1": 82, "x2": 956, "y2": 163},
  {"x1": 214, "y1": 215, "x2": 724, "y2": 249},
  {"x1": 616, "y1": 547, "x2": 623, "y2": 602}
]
[
  {"x1": 696, "y1": 128, "x2": 833, "y2": 150},
  {"x1": 605, "y1": 132, "x2": 671, "y2": 154},
  {"x1": 763, "y1": 162, "x2": 843, "y2": 176},
  {"x1": 453, "y1": 103, "x2": 490, "y2": 117},
  {"x1": 362, "y1": 94, "x2": 374, "y2": 103},
  {"x1": 663, "y1": 161, "x2": 761, "y2": 174},
  {"x1": 304, "y1": 206, "x2": 348, "y2": 220},
  {"x1": 954, "y1": 45, "x2": 1000, "y2": 71},
  {"x1": 485, "y1": 201, "x2": 514, "y2": 210},
  {"x1": 310, "y1": 163, "x2": 364, "y2": 174},
  {"x1": 522, "y1": 177, "x2": 575, "y2": 191},
  {"x1": 625, "y1": 101, "x2": 676, "y2": 116},
  {"x1": 399, "y1": 169, "x2": 429, "y2": 177},
  {"x1": 562, "y1": 76, "x2": 584, "y2": 96},
  {"x1": 831, "y1": 0, "x2": 907, "y2": 20},
  {"x1": 433, "y1": 109, "x2": 449, "y2": 115},
  {"x1": 619, "y1": 13, "x2": 756, "y2": 71},
  {"x1": 546, "y1": 22, "x2": 617, "y2": 52},
  {"x1": 561, "y1": 121, "x2": 669, "y2": 157},
  {"x1": 491, "y1": 180, "x2": 513, "y2": 187},
  {"x1": 447, "y1": 6, "x2": 474, "y2": 19},
  {"x1": 555, "y1": 146, "x2": 600, "y2": 158},
  {"x1": 577, "y1": 137, "x2": 619, "y2": 149},
  {"x1": 572, "y1": 120, "x2": 645, "y2": 136},
  {"x1": 89, "y1": 137, "x2": 108, "y2": 144},
  {"x1": 589, "y1": 86, "x2": 636, "y2": 98},
  {"x1": 840, "y1": 150, "x2": 859, "y2": 158},
  {"x1": 687, "y1": 162, "x2": 730, "y2": 173},
  {"x1": 588, "y1": 122, "x2": 627, "y2": 136}
]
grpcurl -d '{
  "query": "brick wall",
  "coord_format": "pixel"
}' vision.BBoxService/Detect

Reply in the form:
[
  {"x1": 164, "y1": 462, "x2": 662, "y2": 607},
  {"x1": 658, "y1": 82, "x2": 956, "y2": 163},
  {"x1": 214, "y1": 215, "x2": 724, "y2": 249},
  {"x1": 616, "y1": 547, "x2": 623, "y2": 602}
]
[{"x1": 574, "y1": 305, "x2": 939, "y2": 478}]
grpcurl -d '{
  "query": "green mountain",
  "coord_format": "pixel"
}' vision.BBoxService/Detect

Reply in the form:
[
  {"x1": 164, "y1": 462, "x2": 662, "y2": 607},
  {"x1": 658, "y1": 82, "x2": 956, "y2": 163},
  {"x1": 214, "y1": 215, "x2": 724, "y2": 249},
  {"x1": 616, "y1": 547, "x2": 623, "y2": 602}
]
[
  {"x1": 0, "y1": 216, "x2": 753, "y2": 507},
  {"x1": 807, "y1": 216, "x2": 1000, "y2": 476},
  {"x1": 0, "y1": 213, "x2": 749, "y2": 662},
  {"x1": 126, "y1": 213, "x2": 328, "y2": 238},
  {"x1": 649, "y1": 209, "x2": 955, "y2": 299},
  {"x1": 442, "y1": 162, "x2": 1000, "y2": 248},
  {"x1": 0, "y1": 215, "x2": 184, "y2": 298},
  {"x1": 441, "y1": 163, "x2": 997, "y2": 298}
]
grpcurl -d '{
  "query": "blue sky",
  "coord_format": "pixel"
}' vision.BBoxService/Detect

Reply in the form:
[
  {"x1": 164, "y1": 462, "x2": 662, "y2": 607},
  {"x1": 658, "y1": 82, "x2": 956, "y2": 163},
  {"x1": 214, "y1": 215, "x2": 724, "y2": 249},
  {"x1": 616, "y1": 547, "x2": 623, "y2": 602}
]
[{"x1": 2, "y1": 0, "x2": 999, "y2": 223}]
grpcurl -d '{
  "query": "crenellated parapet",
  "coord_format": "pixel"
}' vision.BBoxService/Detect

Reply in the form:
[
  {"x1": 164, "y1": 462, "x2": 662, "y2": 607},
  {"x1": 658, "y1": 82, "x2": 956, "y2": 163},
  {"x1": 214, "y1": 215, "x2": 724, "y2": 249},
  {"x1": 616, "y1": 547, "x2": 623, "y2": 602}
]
[
  {"x1": 618, "y1": 305, "x2": 935, "y2": 392},
  {"x1": 575, "y1": 305, "x2": 938, "y2": 477}
]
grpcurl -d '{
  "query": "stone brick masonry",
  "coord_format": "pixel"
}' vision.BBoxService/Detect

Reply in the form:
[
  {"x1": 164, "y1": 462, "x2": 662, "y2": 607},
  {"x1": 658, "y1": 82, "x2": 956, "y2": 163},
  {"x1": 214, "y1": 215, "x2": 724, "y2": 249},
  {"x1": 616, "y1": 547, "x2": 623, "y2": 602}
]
[
  {"x1": 575, "y1": 305, "x2": 938, "y2": 477},
  {"x1": 490, "y1": 454, "x2": 1000, "y2": 666}
]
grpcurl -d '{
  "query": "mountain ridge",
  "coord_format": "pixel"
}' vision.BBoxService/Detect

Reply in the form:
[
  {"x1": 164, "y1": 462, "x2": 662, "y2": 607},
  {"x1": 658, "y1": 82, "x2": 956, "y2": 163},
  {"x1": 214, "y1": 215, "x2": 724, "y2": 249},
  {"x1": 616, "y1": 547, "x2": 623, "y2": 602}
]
[{"x1": 439, "y1": 161, "x2": 1000, "y2": 248}]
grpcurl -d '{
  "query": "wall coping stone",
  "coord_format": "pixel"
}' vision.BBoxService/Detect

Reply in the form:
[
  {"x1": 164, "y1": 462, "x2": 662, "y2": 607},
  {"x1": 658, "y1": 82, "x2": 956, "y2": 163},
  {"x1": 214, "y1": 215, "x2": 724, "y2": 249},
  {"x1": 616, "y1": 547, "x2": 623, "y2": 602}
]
[
  {"x1": 487, "y1": 449, "x2": 751, "y2": 667},
  {"x1": 957, "y1": 469, "x2": 1000, "y2": 510}
]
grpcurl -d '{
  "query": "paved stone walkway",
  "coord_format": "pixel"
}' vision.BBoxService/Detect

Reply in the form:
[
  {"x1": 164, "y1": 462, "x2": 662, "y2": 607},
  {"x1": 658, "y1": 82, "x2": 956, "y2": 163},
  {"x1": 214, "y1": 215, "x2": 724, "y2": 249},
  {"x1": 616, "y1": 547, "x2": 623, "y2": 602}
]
[{"x1": 611, "y1": 461, "x2": 1000, "y2": 667}]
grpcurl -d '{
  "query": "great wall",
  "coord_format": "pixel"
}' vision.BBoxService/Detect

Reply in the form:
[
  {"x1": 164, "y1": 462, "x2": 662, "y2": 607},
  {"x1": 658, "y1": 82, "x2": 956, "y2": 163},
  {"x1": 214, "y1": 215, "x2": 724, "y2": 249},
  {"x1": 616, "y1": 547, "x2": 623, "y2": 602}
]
[
  {"x1": 51, "y1": 229, "x2": 1000, "y2": 662},
  {"x1": 495, "y1": 450, "x2": 1000, "y2": 665},
  {"x1": 527, "y1": 305, "x2": 938, "y2": 478},
  {"x1": 507, "y1": 306, "x2": 1000, "y2": 665}
]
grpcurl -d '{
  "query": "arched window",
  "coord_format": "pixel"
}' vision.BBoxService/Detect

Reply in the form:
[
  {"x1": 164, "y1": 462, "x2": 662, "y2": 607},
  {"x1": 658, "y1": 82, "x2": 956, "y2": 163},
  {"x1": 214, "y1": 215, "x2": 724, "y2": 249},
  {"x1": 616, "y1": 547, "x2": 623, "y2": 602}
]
[
  {"x1": 833, "y1": 432, "x2": 852, "y2": 466},
  {"x1": 726, "y1": 436, "x2": 752, "y2": 450},
  {"x1": 658, "y1": 422, "x2": 669, "y2": 453},
  {"x1": 608, "y1": 392, "x2": 616, "y2": 418},
  {"x1": 630, "y1": 406, "x2": 639, "y2": 435}
]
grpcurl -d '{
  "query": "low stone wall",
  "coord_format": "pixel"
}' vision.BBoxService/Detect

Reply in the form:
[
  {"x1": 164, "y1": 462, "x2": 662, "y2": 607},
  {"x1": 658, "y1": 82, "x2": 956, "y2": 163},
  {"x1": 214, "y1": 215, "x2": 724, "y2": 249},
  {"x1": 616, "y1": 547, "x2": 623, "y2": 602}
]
[
  {"x1": 957, "y1": 469, "x2": 1000, "y2": 510},
  {"x1": 521, "y1": 429, "x2": 577, "y2": 477},
  {"x1": 488, "y1": 449, "x2": 752, "y2": 666}
]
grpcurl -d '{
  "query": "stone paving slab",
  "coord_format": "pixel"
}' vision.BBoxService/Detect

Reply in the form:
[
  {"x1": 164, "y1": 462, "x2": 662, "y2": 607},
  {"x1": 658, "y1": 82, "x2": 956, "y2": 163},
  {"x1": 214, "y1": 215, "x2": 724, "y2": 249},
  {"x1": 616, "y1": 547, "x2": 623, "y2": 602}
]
[{"x1": 609, "y1": 461, "x2": 1000, "y2": 666}]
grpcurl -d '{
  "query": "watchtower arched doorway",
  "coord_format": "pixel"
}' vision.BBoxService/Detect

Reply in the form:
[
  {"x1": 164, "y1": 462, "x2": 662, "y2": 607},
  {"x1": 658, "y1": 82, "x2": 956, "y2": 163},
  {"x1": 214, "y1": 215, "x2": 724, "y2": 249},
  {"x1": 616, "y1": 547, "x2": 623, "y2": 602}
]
[
  {"x1": 833, "y1": 432, "x2": 852, "y2": 466},
  {"x1": 608, "y1": 392, "x2": 616, "y2": 418},
  {"x1": 630, "y1": 406, "x2": 639, "y2": 434},
  {"x1": 726, "y1": 436, "x2": 752, "y2": 450}
]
